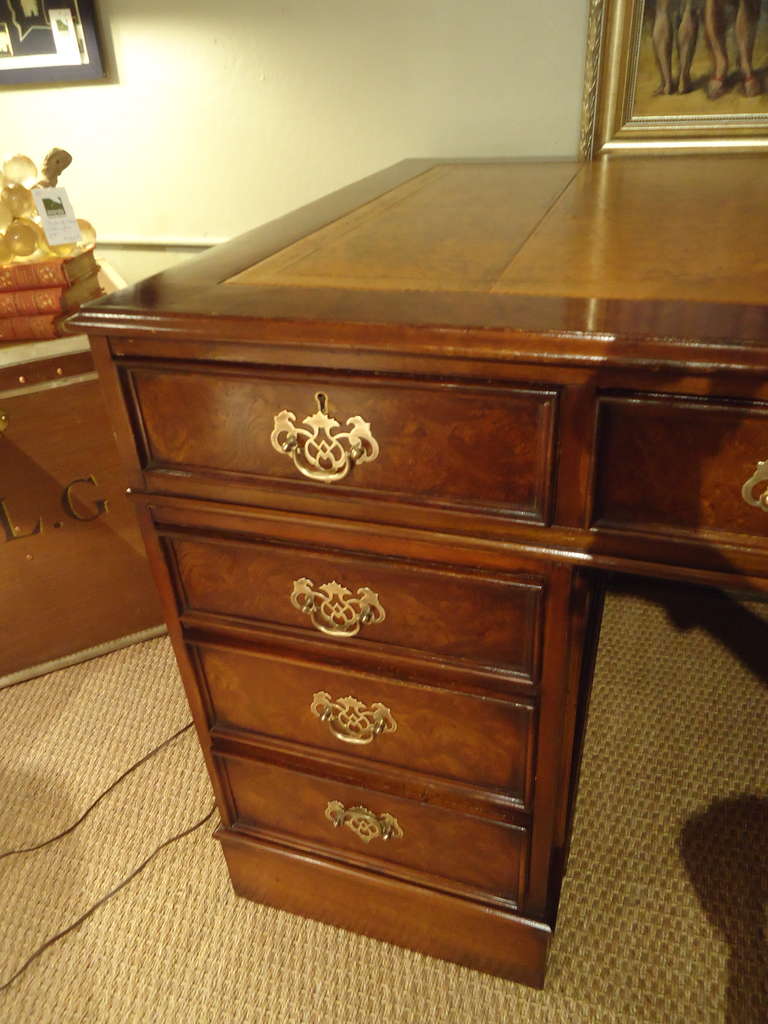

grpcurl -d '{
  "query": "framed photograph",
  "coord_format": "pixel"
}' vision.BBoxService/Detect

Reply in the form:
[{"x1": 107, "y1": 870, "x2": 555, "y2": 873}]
[
  {"x1": 580, "y1": 0, "x2": 768, "y2": 157},
  {"x1": 0, "y1": 0, "x2": 105, "y2": 86}
]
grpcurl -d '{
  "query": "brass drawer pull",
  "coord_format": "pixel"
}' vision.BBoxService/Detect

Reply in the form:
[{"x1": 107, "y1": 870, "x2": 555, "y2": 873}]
[
  {"x1": 271, "y1": 391, "x2": 379, "y2": 483},
  {"x1": 290, "y1": 577, "x2": 385, "y2": 638},
  {"x1": 325, "y1": 800, "x2": 403, "y2": 843},
  {"x1": 742, "y1": 461, "x2": 768, "y2": 511},
  {"x1": 311, "y1": 691, "x2": 397, "y2": 745}
]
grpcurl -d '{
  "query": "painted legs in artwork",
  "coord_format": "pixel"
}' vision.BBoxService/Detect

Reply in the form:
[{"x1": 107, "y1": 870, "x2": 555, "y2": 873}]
[
  {"x1": 704, "y1": 0, "x2": 762, "y2": 98},
  {"x1": 652, "y1": 0, "x2": 700, "y2": 95}
]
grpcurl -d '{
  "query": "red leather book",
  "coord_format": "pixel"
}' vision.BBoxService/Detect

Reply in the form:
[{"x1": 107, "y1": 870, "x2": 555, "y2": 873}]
[
  {"x1": 0, "y1": 313, "x2": 64, "y2": 341},
  {"x1": 0, "y1": 249, "x2": 97, "y2": 293},
  {"x1": 0, "y1": 272, "x2": 102, "y2": 317}
]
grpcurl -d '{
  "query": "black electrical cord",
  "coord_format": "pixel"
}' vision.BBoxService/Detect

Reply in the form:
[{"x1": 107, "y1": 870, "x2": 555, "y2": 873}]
[
  {"x1": 0, "y1": 664, "x2": 215, "y2": 994},
  {"x1": 0, "y1": 721, "x2": 195, "y2": 861},
  {"x1": 0, "y1": 802, "x2": 218, "y2": 993}
]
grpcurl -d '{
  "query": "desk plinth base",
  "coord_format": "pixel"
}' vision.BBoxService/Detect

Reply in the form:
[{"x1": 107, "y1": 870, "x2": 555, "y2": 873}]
[{"x1": 217, "y1": 827, "x2": 551, "y2": 988}]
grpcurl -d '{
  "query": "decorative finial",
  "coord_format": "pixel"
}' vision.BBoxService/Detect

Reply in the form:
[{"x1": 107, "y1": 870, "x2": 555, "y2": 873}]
[{"x1": 36, "y1": 148, "x2": 73, "y2": 188}]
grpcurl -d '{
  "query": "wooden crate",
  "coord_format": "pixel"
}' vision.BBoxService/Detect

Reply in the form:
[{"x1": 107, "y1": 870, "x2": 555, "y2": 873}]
[{"x1": 0, "y1": 335, "x2": 163, "y2": 681}]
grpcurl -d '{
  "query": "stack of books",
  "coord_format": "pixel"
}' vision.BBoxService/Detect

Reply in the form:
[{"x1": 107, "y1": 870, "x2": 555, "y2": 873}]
[{"x1": 0, "y1": 249, "x2": 102, "y2": 342}]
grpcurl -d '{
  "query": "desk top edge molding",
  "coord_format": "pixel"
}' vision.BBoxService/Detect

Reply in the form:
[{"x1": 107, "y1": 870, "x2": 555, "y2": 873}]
[{"x1": 68, "y1": 155, "x2": 768, "y2": 371}]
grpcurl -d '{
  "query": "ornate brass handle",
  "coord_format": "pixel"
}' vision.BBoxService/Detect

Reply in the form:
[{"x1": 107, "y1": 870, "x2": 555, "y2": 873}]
[
  {"x1": 311, "y1": 691, "x2": 397, "y2": 745},
  {"x1": 0, "y1": 410, "x2": 8, "y2": 436},
  {"x1": 325, "y1": 800, "x2": 403, "y2": 843},
  {"x1": 290, "y1": 577, "x2": 385, "y2": 638},
  {"x1": 270, "y1": 391, "x2": 379, "y2": 483},
  {"x1": 742, "y1": 461, "x2": 768, "y2": 511}
]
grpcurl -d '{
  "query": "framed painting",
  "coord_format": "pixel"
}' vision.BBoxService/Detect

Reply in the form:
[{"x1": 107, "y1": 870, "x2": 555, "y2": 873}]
[
  {"x1": 580, "y1": 0, "x2": 768, "y2": 157},
  {"x1": 0, "y1": 0, "x2": 105, "y2": 86}
]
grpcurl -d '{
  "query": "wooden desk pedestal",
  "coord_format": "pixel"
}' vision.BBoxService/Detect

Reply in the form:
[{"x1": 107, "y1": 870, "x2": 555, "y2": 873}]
[{"x1": 70, "y1": 156, "x2": 768, "y2": 987}]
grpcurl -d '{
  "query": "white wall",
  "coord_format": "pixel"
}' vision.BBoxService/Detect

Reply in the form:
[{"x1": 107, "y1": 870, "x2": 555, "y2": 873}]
[{"x1": 0, "y1": 1, "x2": 588, "y2": 283}]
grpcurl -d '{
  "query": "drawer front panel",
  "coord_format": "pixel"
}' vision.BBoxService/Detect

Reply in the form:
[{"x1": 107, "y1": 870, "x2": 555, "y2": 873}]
[
  {"x1": 127, "y1": 366, "x2": 557, "y2": 522},
  {"x1": 196, "y1": 643, "x2": 535, "y2": 800},
  {"x1": 595, "y1": 393, "x2": 768, "y2": 540},
  {"x1": 170, "y1": 534, "x2": 543, "y2": 681},
  {"x1": 222, "y1": 755, "x2": 528, "y2": 903}
]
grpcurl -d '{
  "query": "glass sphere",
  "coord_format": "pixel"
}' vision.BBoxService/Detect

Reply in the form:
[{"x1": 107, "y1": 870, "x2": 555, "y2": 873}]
[
  {"x1": 0, "y1": 200, "x2": 12, "y2": 233},
  {"x1": 6, "y1": 218, "x2": 38, "y2": 257},
  {"x1": 2, "y1": 183, "x2": 34, "y2": 218},
  {"x1": 76, "y1": 218, "x2": 96, "y2": 247},
  {"x1": 29, "y1": 219, "x2": 53, "y2": 257},
  {"x1": 0, "y1": 232, "x2": 12, "y2": 265},
  {"x1": 3, "y1": 154, "x2": 37, "y2": 186},
  {"x1": 50, "y1": 241, "x2": 76, "y2": 257}
]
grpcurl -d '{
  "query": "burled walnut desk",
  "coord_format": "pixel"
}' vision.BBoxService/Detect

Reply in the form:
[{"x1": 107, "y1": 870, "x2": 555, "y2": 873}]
[{"x1": 70, "y1": 155, "x2": 768, "y2": 988}]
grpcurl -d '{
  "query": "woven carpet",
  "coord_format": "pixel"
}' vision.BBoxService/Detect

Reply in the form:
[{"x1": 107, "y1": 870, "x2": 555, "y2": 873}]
[{"x1": 0, "y1": 578, "x2": 766, "y2": 1023}]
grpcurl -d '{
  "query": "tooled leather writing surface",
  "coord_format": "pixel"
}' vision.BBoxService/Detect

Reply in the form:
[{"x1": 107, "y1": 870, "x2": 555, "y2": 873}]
[
  {"x1": 225, "y1": 155, "x2": 768, "y2": 306},
  {"x1": 225, "y1": 162, "x2": 580, "y2": 293}
]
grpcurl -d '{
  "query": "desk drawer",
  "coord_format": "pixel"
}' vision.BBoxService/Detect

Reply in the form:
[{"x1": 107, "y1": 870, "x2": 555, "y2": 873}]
[
  {"x1": 221, "y1": 754, "x2": 529, "y2": 905},
  {"x1": 168, "y1": 532, "x2": 543, "y2": 685},
  {"x1": 195, "y1": 642, "x2": 535, "y2": 802},
  {"x1": 126, "y1": 365, "x2": 557, "y2": 523},
  {"x1": 595, "y1": 393, "x2": 768, "y2": 541}
]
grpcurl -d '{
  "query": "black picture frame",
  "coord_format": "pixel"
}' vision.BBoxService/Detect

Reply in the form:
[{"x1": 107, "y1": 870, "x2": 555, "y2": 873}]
[{"x1": 0, "y1": 0, "x2": 105, "y2": 86}]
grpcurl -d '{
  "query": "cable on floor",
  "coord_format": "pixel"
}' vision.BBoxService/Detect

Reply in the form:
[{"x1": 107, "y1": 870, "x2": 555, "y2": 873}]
[
  {"x1": 0, "y1": 802, "x2": 218, "y2": 993},
  {"x1": 0, "y1": 721, "x2": 194, "y2": 861}
]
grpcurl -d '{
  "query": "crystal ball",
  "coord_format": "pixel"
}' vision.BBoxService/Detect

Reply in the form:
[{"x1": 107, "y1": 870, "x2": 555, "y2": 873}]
[
  {"x1": 3, "y1": 154, "x2": 37, "y2": 186},
  {"x1": 29, "y1": 219, "x2": 53, "y2": 254},
  {"x1": 50, "y1": 241, "x2": 76, "y2": 257},
  {"x1": 1, "y1": 183, "x2": 34, "y2": 218},
  {"x1": 76, "y1": 218, "x2": 96, "y2": 247},
  {"x1": 6, "y1": 218, "x2": 38, "y2": 257},
  {"x1": 0, "y1": 232, "x2": 12, "y2": 264}
]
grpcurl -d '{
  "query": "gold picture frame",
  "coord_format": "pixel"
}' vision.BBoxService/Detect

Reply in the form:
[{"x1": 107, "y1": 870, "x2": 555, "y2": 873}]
[{"x1": 580, "y1": 0, "x2": 768, "y2": 157}]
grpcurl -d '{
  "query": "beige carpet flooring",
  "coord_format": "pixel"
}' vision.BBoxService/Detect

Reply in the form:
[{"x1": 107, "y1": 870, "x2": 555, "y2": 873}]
[{"x1": 0, "y1": 579, "x2": 766, "y2": 1023}]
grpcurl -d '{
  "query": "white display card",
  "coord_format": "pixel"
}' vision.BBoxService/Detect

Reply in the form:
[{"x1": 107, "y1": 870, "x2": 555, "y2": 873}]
[{"x1": 32, "y1": 188, "x2": 82, "y2": 247}]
